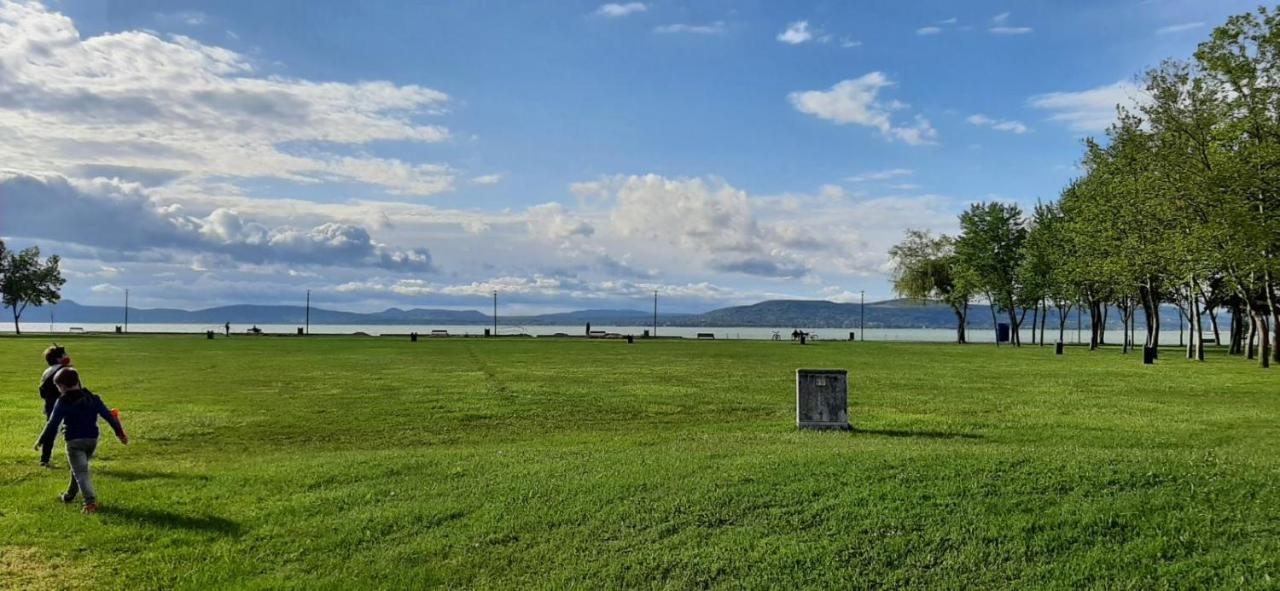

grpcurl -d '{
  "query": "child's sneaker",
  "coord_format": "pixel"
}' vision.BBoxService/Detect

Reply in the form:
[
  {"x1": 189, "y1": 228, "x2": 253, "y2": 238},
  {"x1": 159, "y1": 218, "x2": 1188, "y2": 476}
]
[
  {"x1": 82, "y1": 503, "x2": 98, "y2": 514},
  {"x1": 57, "y1": 493, "x2": 75, "y2": 503}
]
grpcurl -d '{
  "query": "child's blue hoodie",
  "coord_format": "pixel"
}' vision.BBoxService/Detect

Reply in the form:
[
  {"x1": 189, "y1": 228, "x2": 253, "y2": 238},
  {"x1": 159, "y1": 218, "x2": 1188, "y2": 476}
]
[{"x1": 39, "y1": 389, "x2": 124, "y2": 445}]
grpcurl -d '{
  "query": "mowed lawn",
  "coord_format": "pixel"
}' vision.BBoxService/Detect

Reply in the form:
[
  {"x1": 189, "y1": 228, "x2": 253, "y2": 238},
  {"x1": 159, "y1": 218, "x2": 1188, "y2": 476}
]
[{"x1": 0, "y1": 335, "x2": 1277, "y2": 589}]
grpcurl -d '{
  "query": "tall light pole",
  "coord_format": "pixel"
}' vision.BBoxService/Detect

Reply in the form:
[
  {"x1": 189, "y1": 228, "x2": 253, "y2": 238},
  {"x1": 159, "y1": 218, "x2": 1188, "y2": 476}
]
[
  {"x1": 493, "y1": 290, "x2": 498, "y2": 337},
  {"x1": 305, "y1": 289, "x2": 310, "y2": 335},
  {"x1": 860, "y1": 290, "x2": 865, "y2": 342},
  {"x1": 653, "y1": 290, "x2": 658, "y2": 338},
  {"x1": 123, "y1": 289, "x2": 129, "y2": 334}
]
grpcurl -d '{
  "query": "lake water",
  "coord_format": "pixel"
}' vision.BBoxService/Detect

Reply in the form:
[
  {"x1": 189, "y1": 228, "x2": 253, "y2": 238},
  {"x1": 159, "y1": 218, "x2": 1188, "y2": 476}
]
[{"x1": 3, "y1": 322, "x2": 1198, "y2": 345}]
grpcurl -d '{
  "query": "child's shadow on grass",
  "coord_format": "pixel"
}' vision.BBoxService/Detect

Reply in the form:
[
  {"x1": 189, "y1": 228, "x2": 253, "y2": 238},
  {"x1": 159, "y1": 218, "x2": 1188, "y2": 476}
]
[
  {"x1": 106, "y1": 506, "x2": 242, "y2": 536},
  {"x1": 854, "y1": 428, "x2": 982, "y2": 440}
]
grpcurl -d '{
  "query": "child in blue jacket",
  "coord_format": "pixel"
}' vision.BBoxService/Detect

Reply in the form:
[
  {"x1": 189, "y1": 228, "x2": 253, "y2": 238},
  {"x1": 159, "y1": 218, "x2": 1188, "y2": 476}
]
[{"x1": 34, "y1": 368, "x2": 128, "y2": 513}]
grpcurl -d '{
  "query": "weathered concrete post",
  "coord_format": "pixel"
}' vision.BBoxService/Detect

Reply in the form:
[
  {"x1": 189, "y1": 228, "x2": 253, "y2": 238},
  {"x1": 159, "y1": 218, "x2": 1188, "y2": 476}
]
[{"x1": 796, "y1": 369, "x2": 850, "y2": 430}]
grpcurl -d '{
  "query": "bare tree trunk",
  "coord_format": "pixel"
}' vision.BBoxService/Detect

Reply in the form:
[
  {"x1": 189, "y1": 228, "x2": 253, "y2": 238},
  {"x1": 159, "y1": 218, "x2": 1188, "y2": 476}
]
[
  {"x1": 1039, "y1": 300, "x2": 1047, "y2": 346},
  {"x1": 10, "y1": 304, "x2": 19, "y2": 336},
  {"x1": 1247, "y1": 307, "x2": 1258, "y2": 360},
  {"x1": 1257, "y1": 312, "x2": 1271, "y2": 369},
  {"x1": 1056, "y1": 302, "x2": 1071, "y2": 345},
  {"x1": 1030, "y1": 305, "x2": 1038, "y2": 345},
  {"x1": 952, "y1": 303, "x2": 968, "y2": 344},
  {"x1": 1191, "y1": 283, "x2": 1204, "y2": 362},
  {"x1": 989, "y1": 296, "x2": 1000, "y2": 347},
  {"x1": 1208, "y1": 306, "x2": 1221, "y2": 348},
  {"x1": 1008, "y1": 308, "x2": 1023, "y2": 347},
  {"x1": 1099, "y1": 304, "x2": 1108, "y2": 346}
]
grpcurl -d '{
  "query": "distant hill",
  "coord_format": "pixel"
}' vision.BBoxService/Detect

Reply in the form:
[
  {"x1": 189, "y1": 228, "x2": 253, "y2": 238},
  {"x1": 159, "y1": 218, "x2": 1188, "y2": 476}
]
[{"x1": 3, "y1": 298, "x2": 1212, "y2": 330}]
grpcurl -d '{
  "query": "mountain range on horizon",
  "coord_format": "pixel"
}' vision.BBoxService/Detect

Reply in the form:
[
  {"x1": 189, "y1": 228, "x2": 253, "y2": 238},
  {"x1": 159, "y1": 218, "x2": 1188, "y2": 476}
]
[{"x1": 3, "y1": 299, "x2": 1208, "y2": 331}]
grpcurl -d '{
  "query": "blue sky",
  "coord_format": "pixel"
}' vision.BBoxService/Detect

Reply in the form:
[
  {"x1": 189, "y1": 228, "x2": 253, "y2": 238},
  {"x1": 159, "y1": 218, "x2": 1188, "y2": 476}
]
[{"x1": 0, "y1": 0, "x2": 1260, "y2": 314}]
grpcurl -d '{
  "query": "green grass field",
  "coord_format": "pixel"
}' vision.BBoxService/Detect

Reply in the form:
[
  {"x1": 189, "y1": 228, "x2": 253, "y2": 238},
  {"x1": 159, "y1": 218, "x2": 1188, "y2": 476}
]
[{"x1": 1, "y1": 335, "x2": 1277, "y2": 589}]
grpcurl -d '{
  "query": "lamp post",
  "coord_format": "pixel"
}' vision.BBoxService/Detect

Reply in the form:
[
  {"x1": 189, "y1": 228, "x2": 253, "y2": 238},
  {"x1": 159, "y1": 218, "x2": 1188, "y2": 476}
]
[
  {"x1": 860, "y1": 290, "x2": 865, "y2": 341},
  {"x1": 123, "y1": 289, "x2": 129, "y2": 334},
  {"x1": 305, "y1": 289, "x2": 310, "y2": 335},
  {"x1": 493, "y1": 290, "x2": 498, "y2": 337}
]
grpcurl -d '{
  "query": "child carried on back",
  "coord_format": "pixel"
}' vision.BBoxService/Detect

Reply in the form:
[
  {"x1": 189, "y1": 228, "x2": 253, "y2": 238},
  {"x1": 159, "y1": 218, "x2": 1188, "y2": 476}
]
[{"x1": 34, "y1": 368, "x2": 128, "y2": 513}]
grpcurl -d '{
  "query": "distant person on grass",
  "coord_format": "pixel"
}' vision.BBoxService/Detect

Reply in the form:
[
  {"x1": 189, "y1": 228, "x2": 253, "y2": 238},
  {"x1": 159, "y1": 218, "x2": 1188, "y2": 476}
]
[
  {"x1": 33, "y1": 368, "x2": 128, "y2": 513},
  {"x1": 37, "y1": 345, "x2": 73, "y2": 467}
]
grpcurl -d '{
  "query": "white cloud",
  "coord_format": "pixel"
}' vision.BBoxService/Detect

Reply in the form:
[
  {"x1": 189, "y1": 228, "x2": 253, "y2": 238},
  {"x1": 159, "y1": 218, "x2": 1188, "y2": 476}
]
[
  {"x1": 654, "y1": 21, "x2": 726, "y2": 35},
  {"x1": 1156, "y1": 22, "x2": 1203, "y2": 35},
  {"x1": 777, "y1": 20, "x2": 814, "y2": 44},
  {"x1": 916, "y1": 26, "x2": 942, "y2": 35},
  {"x1": 839, "y1": 36, "x2": 862, "y2": 48},
  {"x1": 966, "y1": 114, "x2": 1030, "y2": 134},
  {"x1": 595, "y1": 3, "x2": 647, "y2": 18},
  {"x1": 1, "y1": 172, "x2": 435, "y2": 271},
  {"x1": 0, "y1": 2, "x2": 453, "y2": 196},
  {"x1": 789, "y1": 73, "x2": 938, "y2": 145},
  {"x1": 845, "y1": 168, "x2": 914, "y2": 183},
  {"x1": 938, "y1": 17, "x2": 958, "y2": 25},
  {"x1": 471, "y1": 173, "x2": 505, "y2": 185},
  {"x1": 526, "y1": 202, "x2": 595, "y2": 242},
  {"x1": 1028, "y1": 80, "x2": 1145, "y2": 133},
  {"x1": 987, "y1": 12, "x2": 1031, "y2": 35}
]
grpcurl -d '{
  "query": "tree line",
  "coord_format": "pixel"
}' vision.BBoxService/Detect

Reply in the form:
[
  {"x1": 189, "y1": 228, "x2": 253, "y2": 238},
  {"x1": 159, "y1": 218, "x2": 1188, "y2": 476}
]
[{"x1": 890, "y1": 7, "x2": 1280, "y2": 368}]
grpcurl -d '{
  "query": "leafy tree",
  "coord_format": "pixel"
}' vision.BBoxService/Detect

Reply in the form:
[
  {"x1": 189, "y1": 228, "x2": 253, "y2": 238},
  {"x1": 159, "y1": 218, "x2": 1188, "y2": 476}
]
[
  {"x1": 889, "y1": 230, "x2": 972, "y2": 343},
  {"x1": 0, "y1": 242, "x2": 65, "y2": 335},
  {"x1": 954, "y1": 202, "x2": 1028, "y2": 346}
]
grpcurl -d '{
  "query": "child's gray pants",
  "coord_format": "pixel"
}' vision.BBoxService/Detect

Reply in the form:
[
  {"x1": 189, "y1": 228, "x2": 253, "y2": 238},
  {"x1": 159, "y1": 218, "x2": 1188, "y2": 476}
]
[{"x1": 65, "y1": 438, "x2": 98, "y2": 504}]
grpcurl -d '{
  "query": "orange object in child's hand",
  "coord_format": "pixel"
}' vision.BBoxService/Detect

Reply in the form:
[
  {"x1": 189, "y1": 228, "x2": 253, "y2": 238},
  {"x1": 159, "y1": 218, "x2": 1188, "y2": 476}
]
[{"x1": 111, "y1": 408, "x2": 120, "y2": 420}]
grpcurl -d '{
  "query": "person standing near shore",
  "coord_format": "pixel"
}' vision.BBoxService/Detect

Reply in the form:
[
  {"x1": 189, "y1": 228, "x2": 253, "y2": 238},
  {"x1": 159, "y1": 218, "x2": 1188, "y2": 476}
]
[{"x1": 34, "y1": 368, "x2": 128, "y2": 513}]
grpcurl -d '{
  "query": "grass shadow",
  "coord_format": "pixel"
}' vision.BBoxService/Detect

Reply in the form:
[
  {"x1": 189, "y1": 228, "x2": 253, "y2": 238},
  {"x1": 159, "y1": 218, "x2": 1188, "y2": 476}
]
[
  {"x1": 854, "y1": 427, "x2": 983, "y2": 440},
  {"x1": 104, "y1": 506, "x2": 242, "y2": 536}
]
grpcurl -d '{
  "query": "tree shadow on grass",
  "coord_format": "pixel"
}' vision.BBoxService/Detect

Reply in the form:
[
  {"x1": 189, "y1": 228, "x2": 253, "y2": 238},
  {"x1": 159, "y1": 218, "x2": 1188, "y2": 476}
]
[
  {"x1": 104, "y1": 506, "x2": 242, "y2": 536},
  {"x1": 853, "y1": 428, "x2": 983, "y2": 440}
]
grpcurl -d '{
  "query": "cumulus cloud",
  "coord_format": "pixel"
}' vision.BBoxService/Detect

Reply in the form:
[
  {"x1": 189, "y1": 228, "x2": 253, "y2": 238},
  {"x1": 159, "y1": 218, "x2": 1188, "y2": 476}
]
[
  {"x1": 0, "y1": 2, "x2": 453, "y2": 196},
  {"x1": 966, "y1": 114, "x2": 1030, "y2": 134},
  {"x1": 0, "y1": 172, "x2": 434, "y2": 271},
  {"x1": 788, "y1": 73, "x2": 938, "y2": 145},
  {"x1": 1028, "y1": 80, "x2": 1145, "y2": 133},
  {"x1": 575, "y1": 174, "x2": 817, "y2": 278},
  {"x1": 916, "y1": 26, "x2": 942, "y2": 35},
  {"x1": 777, "y1": 21, "x2": 814, "y2": 44},
  {"x1": 595, "y1": 3, "x2": 647, "y2": 18},
  {"x1": 525, "y1": 202, "x2": 595, "y2": 242}
]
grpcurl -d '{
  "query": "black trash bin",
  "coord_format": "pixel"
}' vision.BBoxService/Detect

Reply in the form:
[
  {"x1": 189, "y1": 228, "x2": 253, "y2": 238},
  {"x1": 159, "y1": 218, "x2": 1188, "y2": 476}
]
[
  {"x1": 411, "y1": 332, "x2": 418, "y2": 342},
  {"x1": 626, "y1": 335, "x2": 634, "y2": 344},
  {"x1": 206, "y1": 330, "x2": 214, "y2": 340},
  {"x1": 1143, "y1": 346, "x2": 1155, "y2": 365},
  {"x1": 996, "y1": 323, "x2": 1010, "y2": 343},
  {"x1": 1055, "y1": 342, "x2": 1064, "y2": 355}
]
